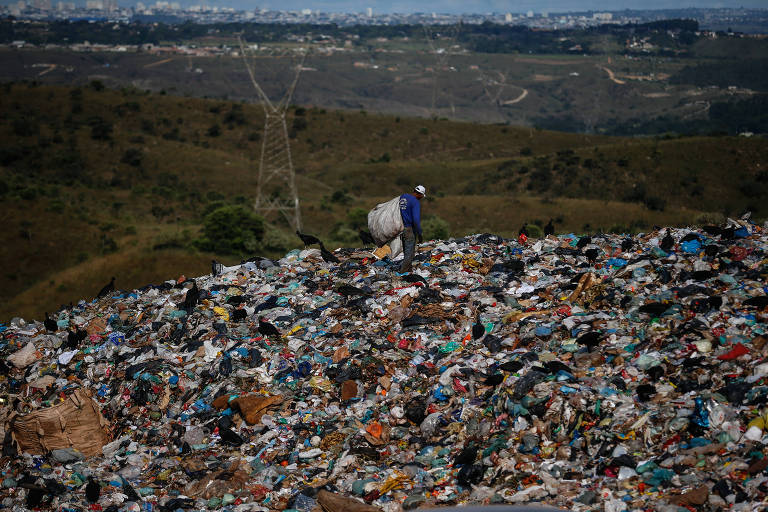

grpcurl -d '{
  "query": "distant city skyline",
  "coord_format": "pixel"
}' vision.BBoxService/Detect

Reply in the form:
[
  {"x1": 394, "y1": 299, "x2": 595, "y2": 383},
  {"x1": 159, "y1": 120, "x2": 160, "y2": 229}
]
[
  {"x1": 251, "y1": 1, "x2": 767, "y2": 15},
  {"x1": 3, "y1": 0, "x2": 768, "y2": 13}
]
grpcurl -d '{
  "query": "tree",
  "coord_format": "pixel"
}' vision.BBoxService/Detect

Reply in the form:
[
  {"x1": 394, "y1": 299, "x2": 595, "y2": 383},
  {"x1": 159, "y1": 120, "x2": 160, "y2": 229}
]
[{"x1": 198, "y1": 205, "x2": 265, "y2": 255}]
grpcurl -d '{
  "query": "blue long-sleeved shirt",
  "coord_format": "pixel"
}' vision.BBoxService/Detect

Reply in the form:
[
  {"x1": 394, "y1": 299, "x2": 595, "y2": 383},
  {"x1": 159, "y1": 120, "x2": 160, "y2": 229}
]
[{"x1": 399, "y1": 194, "x2": 422, "y2": 236}]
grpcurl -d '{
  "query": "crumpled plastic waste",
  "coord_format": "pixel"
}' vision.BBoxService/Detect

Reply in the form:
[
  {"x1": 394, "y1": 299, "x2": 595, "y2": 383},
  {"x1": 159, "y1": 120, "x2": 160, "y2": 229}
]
[{"x1": 2, "y1": 218, "x2": 768, "y2": 512}]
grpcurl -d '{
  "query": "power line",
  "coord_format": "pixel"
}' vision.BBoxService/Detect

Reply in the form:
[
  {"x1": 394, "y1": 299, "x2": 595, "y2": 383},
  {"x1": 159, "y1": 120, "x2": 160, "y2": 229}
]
[{"x1": 238, "y1": 37, "x2": 305, "y2": 230}]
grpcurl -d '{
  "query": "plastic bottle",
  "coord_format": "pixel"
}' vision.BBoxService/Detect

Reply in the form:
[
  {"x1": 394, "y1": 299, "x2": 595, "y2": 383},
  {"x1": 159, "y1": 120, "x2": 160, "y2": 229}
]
[{"x1": 420, "y1": 412, "x2": 442, "y2": 436}]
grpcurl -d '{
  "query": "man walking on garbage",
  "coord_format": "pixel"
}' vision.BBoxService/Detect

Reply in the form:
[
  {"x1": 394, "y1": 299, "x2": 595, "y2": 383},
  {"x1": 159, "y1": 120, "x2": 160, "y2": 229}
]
[{"x1": 399, "y1": 185, "x2": 425, "y2": 273}]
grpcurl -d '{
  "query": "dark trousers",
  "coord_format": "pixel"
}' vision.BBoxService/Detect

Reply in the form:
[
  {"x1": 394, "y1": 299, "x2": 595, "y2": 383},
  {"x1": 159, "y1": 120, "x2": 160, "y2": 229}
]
[{"x1": 400, "y1": 227, "x2": 415, "y2": 273}]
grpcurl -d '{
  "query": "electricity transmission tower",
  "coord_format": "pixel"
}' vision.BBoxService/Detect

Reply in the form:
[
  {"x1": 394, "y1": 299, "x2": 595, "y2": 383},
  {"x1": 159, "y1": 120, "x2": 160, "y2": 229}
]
[
  {"x1": 423, "y1": 23, "x2": 461, "y2": 118},
  {"x1": 238, "y1": 38, "x2": 306, "y2": 230}
]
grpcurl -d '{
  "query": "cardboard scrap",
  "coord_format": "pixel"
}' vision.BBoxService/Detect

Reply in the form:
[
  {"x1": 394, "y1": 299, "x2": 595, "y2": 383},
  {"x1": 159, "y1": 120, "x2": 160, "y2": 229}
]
[
  {"x1": 318, "y1": 490, "x2": 382, "y2": 512},
  {"x1": 229, "y1": 394, "x2": 282, "y2": 425},
  {"x1": 7, "y1": 389, "x2": 109, "y2": 458}
]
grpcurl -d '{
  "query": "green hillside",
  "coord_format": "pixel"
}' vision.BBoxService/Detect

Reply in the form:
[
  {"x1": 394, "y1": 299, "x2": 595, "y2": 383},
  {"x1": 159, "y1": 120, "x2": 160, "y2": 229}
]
[{"x1": 1, "y1": 81, "x2": 766, "y2": 321}]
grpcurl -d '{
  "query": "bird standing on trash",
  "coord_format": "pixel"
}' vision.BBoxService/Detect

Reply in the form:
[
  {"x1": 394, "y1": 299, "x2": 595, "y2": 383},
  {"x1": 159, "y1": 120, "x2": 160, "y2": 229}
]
[
  {"x1": 296, "y1": 230, "x2": 321, "y2": 248},
  {"x1": 64, "y1": 325, "x2": 87, "y2": 350},
  {"x1": 43, "y1": 312, "x2": 57, "y2": 332},
  {"x1": 96, "y1": 277, "x2": 115, "y2": 299},
  {"x1": 120, "y1": 477, "x2": 140, "y2": 502},
  {"x1": 231, "y1": 308, "x2": 247, "y2": 322},
  {"x1": 254, "y1": 295, "x2": 279, "y2": 313},
  {"x1": 335, "y1": 284, "x2": 370, "y2": 297},
  {"x1": 585, "y1": 248, "x2": 600, "y2": 266},
  {"x1": 482, "y1": 372, "x2": 505, "y2": 386},
  {"x1": 401, "y1": 274, "x2": 427, "y2": 287},
  {"x1": 258, "y1": 317, "x2": 280, "y2": 338},
  {"x1": 320, "y1": 243, "x2": 340, "y2": 264},
  {"x1": 660, "y1": 231, "x2": 675, "y2": 253},
  {"x1": 544, "y1": 219, "x2": 554, "y2": 237},
  {"x1": 218, "y1": 425, "x2": 244, "y2": 446},
  {"x1": 576, "y1": 330, "x2": 602, "y2": 351},
  {"x1": 84, "y1": 476, "x2": 100, "y2": 503},
  {"x1": 453, "y1": 444, "x2": 478, "y2": 466},
  {"x1": 65, "y1": 329, "x2": 79, "y2": 350},
  {"x1": 25, "y1": 486, "x2": 46, "y2": 508},
  {"x1": 359, "y1": 230, "x2": 376, "y2": 247},
  {"x1": 182, "y1": 280, "x2": 200, "y2": 311},
  {"x1": 472, "y1": 309, "x2": 485, "y2": 340}
]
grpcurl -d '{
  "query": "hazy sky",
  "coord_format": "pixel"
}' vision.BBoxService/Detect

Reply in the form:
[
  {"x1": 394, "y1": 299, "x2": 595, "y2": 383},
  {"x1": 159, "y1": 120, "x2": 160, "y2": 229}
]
[{"x1": 248, "y1": 1, "x2": 767, "y2": 13}]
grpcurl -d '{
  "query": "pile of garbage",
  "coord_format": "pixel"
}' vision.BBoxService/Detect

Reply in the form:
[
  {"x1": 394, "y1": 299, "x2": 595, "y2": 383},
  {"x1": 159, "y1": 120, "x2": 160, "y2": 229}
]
[{"x1": 2, "y1": 220, "x2": 768, "y2": 512}]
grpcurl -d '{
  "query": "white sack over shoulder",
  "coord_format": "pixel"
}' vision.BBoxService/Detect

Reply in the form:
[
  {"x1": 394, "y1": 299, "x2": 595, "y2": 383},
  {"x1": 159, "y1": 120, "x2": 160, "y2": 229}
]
[{"x1": 368, "y1": 196, "x2": 404, "y2": 246}]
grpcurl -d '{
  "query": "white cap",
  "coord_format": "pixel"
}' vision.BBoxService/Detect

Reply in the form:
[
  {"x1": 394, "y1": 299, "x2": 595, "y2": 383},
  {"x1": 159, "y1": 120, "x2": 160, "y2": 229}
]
[{"x1": 414, "y1": 185, "x2": 426, "y2": 197}]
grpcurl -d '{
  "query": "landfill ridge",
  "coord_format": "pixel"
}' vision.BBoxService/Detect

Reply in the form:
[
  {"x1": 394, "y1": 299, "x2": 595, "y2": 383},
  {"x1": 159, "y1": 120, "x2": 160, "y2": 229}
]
[{"x1": 2, "y1": 221, "x2": 768, "y2": 512}]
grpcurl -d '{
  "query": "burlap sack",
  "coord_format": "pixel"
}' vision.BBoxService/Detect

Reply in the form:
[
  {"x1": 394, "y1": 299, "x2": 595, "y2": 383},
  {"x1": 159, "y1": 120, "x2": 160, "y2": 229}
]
[{"x1": 6, "y1": 388, "x2": 109, "y2": 458}]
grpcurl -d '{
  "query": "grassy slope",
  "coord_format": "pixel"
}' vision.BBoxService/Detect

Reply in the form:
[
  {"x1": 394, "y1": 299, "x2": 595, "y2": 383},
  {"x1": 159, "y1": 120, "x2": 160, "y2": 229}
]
[{"x1": 0, "y1": 82, "x2": 766, "y2": 321}]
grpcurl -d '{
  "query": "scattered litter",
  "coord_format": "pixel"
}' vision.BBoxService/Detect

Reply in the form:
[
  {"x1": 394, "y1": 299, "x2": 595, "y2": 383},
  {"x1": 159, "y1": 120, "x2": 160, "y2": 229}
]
[{"x1": 2, "y1": 219, "x2": 768, "y2": 511}]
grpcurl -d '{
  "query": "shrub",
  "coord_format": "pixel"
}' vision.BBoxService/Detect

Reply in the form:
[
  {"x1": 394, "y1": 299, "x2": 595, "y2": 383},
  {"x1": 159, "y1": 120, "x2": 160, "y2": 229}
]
[
  {"x1": 694, "y1": 212, "x2": 726, "y2": 225},
  {"x1": 224, "y1": 105, "x2": 247, "y2": 126},
  {"x1": 623, "y1": 183, "x2": 647, "y2": 203},
  {"x1": 100, "y1": 235, "x2": 118, "y2": 254},
  {"x1": 19, "y1": 187, "x2": 38, "y2": 200},
  {"x1": 121, "y1": 148, "x2": 143, "y2": 167},
  {"x1": 644, "y1": 196, "x2": 667, "y2": 211},
  {"x1": 740, "y1": 180, "x2": 764, "y2": 198},
  {"x1": 162, "y1": 128, "x2": 180, "y2": 141},
  {"x1": 292, "y1": 117, "x2": 308, "y2": 132},
  {"x1": 330, "y1": 189, "x2": 351, "y2": 204},
  {"x1": 13, "y1": 117, "x2": 39, "y2": 137},
  {"x1": 527, "y1": 224, "x2": 544, "y2": 239},
  {"x1": 368, "y1": 152, "x2": 390, "y2": 163},
  {"x1": 347, "y1": 207, "x2": 368, "y2": 230},
  {"x1": 197, "y1": 205, "x2": 265, "y2": 255},
  {"x1": 259, "y1": 225, "x2": 296, "y2": 252},
  {"x1": 152, "y1": 234, "x2": 186, "y2": 251},
  {"x1": 47, "y1": 199, "x2": 65, "y2": 213},
  {"x1": 140, "y1": 119, "x2": 155, "y2": 134},
  {"x1": 207, "y1": 124, "x2": 221, "y2": 137},
  {"x1": 422, "y1": 215, "x2": 450, "y2": 241},
  {"x1": 88, "y1": 116, "x2": 113, "y2": 140},
  {"x1": 608, "y1": 224, "x2": 629, "y2": 234},
  {"x1": 331, "y1": 225, "x2": 359, "y2": 244}
]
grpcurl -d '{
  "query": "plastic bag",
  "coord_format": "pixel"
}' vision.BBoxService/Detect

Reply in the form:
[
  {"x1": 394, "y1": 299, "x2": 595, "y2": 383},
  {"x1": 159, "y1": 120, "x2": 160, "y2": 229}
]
[{"x1": 368, "y1": 196, "x2": 404, "y2": 256}]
